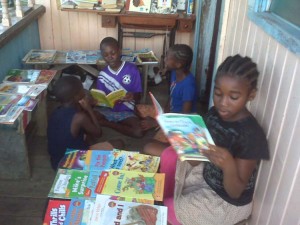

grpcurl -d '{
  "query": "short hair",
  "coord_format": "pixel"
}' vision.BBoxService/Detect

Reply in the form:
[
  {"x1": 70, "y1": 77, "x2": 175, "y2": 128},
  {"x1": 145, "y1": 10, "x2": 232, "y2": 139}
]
[
  {"x1": 100, "y1": 37, "x2": 119, "y2": 50},
  {"x1": 53, "y1": 76, "x2": 83, "y2": 103},
  {"x1": 168, "y1": 44, "x2": 193, "y2": 69},
  {"x1": 216, "y1": 54, "x2": 259, "y2": 90}
]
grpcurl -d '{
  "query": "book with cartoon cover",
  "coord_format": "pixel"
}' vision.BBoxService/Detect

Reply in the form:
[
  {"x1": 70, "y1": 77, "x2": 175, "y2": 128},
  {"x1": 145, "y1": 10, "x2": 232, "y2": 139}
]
[
  {"x1": 149, "y1": 92, "x2": 215, "y2": 161},
  {"x1": 95, "y1": 169, "x2": 165, "y2": 202},
  {"x1": 25, "y1": 49, "x2": 56, "y2": 64},
  {"x1": 90, "y1": 88, "x2": 126, "y2": 108},
  {"x1": 90, "y1": 194, "x2": 168, "y2": 225}
]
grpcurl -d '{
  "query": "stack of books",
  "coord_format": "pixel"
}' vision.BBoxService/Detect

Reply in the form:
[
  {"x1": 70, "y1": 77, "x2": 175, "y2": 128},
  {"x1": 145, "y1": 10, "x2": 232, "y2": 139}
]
[
  {"x1": 0, "y1": 69, "x2": 57, "y2": 124},
  {"x1": 43, "y1": 148, "x2": 168, "y2": 224}
]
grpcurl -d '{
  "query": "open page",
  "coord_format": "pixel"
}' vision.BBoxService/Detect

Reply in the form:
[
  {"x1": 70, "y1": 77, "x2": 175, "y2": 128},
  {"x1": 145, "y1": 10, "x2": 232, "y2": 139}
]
[
  {"x1": 91, "y1": 89, "x2": 126, "y2": 108},
  {"x1": 149, "y1": 92, "x2": 164, "y2": 116}
]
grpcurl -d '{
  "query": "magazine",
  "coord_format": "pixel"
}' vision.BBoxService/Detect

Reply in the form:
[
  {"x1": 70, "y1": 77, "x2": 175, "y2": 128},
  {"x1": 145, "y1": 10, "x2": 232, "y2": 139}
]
[
  {"x1": 90, "y1": 89, "x2": 126, "y2": 108},
  {"x1": 149, "y1": 92, "x2": 215, "y2": 161},
  {"x1": 25, "y1": 49, "x2": 57, "y2": 64}
]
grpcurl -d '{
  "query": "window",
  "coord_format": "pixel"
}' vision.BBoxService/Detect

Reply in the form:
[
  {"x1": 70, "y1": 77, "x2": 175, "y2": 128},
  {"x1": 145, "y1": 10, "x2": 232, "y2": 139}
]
[{"x1": 248, "y1": 0, "x2": 300, "y2": 56}]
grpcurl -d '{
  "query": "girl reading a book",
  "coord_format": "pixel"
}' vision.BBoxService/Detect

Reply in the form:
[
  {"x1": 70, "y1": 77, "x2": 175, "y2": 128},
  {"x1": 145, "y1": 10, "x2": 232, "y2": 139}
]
[
  {"x1": 95, "y1": 37, "x2": 144, "y2": 138},
  {"x1": 163, "y1": 55, "x2": 270, "y2": 224},
  {"x1": 138, "y1": 44, "x2": 198, "y2": 155},
  {"x1": 47, "y1": 76, "x2": 123, "y2": 170}
]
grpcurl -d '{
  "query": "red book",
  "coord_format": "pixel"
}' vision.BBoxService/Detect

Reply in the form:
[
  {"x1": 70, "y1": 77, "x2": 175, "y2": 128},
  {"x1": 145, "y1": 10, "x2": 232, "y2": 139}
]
[{"x1": 43, "y1": 199, "x2": 71, "y2": 225}]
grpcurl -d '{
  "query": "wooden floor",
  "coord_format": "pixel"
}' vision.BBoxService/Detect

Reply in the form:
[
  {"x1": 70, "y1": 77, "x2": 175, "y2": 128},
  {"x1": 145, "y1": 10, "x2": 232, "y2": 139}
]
[{"x1": 0, "y1": 78, "x2": 208, "y2": 225}]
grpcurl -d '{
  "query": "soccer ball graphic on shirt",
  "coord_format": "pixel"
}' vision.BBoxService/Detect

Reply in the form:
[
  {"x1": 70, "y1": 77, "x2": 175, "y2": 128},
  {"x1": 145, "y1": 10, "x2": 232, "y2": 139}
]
[{"x1": 122, "y1": 75, "x2": 132, "y2": 85}]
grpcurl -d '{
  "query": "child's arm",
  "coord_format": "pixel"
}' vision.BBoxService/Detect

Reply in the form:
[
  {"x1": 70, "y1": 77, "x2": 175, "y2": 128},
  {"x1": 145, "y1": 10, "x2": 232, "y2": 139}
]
[
  {"x1": 121, "y1": 92, "x2": 141, "y2": 104},
  {"x1": 201, "y1": 144, "x2": 257, "y2": 199}
]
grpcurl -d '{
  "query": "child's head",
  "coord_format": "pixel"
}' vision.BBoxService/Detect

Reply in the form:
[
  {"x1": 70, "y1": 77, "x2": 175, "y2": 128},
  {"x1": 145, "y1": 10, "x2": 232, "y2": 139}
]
[
  {"x1": 213, "y1": 54, "x2": 259, "y2": 121},
  {"x1": 165, "y1": 44, "x2": 193, "y2": 71},
  {"x1": 100, "y1": 37, "x2": 122, "y2": 70},
  {"x1": 53, "y1": 76, "x2": 85, "y2": 104}
]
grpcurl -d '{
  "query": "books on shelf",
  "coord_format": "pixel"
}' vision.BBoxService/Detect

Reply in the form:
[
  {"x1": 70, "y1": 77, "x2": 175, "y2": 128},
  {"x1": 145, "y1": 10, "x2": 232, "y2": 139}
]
[
  {"x1": 90, "y1": 88, "x2": 126, "y2": 108},
  {"x1": 90, "y1": 194, "x2": 168, "y2": 225},
  {"x1": 125, "y1": 0, "x2": 151, "y2": 13},
  {"x1": 95, "y1": 169, "x2": 165, "y2": 202},
  {"x1": 136, "y1": 51, "x2": 159, "y2": 64},
  {"x1": 25, "y1": 49, "x2": 57, "y2": 64},
  {"x1": 3, "y1": 69, "x2": 41, "y2": 83},
  {"x1": 150, "y1": 92, "x2": 215, "y2": 161},
  {"x1": 66, "y1": 50, "x2": 102, "y2": 64},
  {"x1": 43, "y1": 199, "x2": 71, "y2": 225}
]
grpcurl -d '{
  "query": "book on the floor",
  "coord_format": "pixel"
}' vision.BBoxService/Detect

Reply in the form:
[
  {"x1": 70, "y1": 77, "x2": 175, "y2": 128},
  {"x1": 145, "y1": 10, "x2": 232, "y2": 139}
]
[
  {"x1": 136, "y1": 51, "x2": 159, "y2": 64},
  {"x1": 3, "y1": 69, "x2": 41, "y2": 83},
  {"x1": 35, "y1": 70, "x2": 57, "y2": 85},
  {"x1": 90, "y1": 194, "x2": 168, "y2": 225},
  {"x1": 90, "y1": 88, "x2": 126, "y2": 108},
  {"x1": 84, "y1": 150, "x2": 114, "y2": 171},
  {"x1": 43, "y1": 199, "x2": 71, "y2": 225},
  {"x1": 25, "y1": 49, "x2": 57, "y2": 64},
  {"x1": 95, "y1": 169, "x2": 165, "y2": 202},
  {"x1": 149, "y1": 92, "x2": 215, "y2": 161},
  {"x1": 111, "y1": 149, "x2": 160, "y2": 173},
  {"x1": 58, "y1": 148, "x2": 89, "y2": 170}
]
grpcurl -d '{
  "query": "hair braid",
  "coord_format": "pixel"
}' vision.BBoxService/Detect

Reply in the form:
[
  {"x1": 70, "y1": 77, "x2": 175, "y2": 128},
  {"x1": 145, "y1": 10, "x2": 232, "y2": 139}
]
[{"x1": 169, "y1": 44, "x2": 193, "y2": 69}]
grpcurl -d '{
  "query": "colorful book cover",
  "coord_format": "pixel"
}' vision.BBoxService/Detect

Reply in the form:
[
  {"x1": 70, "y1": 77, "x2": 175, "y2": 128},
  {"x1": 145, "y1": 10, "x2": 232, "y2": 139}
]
[
  {"x1": 84, "y1": 170, "x2": 102, "y2": 198},
  {"x1": 0, "y1": 104, "x2": 12, "y2": 117},
  {"x1": 25, "y1": 49, "x2": 56, "y2": 64},
  {"x1": 58, "y1": 148, "x2": 88, "y2": 170},
  {"x1": 48, "y1": 169, "x2": 89, "y2": 199},
  {"x1": 66, "y1": 50, "x2": 87, "y2": 64},
  {"x1": 0, "y1": 94, "x2": 21, "y2": 105},
  {"x1": 0, "y1": 106, "x2": 24, "y2": 124},
  {"x1": 64, "y1": 198, "x2": 95, "y2": 225},
  {"x1": 111, "y1": 149, "x2": 160, "y2": 173},
  {"x1": 90, "y1": 195, "x2": 168, "y2": 225},
  {"x1": 84, "y1": 150, "x2": 114, "y2": 171},
  {"x1": 26, "y1": 84, "x2": 47, "y2": 98},
  {"x1": 0, "y1": 83, "x2": 33, "y2": 96},
  {"x1": 90, "y1": 88, "x2": 126, "y2": 108},
  {"x1": 24, "y1": 98, "x2": 39, "y2": 111},
  {"x1": 126, "y1": 0, "x2": 151, "y2": 13},
  {"x1": 3, "y1": 69, "x2": 41, "y2": 83},
  {"x1": 42, "y1": 199, "x2": 71, "y2": 225},
  {"x1": 35, "y1": 70, "x2": 57, "y2": 84},
  {"x1": 95, "y1": 169, "x2": 165, "y2": 202}
]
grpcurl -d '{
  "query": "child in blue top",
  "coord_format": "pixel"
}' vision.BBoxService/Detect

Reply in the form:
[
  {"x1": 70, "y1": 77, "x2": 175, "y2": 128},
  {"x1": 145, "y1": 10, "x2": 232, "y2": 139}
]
[
  {"x1": 96, "y1": 37, "x2": 143, "y2": 138},
  {"x1": 47, "y1": 76, "x2": 122, "y2": 170},
  {"x1": 163, "y1": 55, "x2": 269, "y2": 225},
  {"x1": 139, "y1": 44, "x2": 197, "y2": 156}
]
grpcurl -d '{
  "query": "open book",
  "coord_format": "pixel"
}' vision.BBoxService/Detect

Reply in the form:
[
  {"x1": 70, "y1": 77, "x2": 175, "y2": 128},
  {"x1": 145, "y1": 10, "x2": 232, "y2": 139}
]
[
  {"x1": 90, "y1": 89, "x2": 126, "y2": 108},
  {"x1": 149, "y1": 92, "x2": 215, "y2": 161}
]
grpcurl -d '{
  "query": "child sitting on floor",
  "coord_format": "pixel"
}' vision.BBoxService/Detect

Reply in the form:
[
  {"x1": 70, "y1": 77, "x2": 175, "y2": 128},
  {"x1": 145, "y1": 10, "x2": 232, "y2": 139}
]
[
  {"x1": 162, "y1": 55, "x2": 270, "y2": 225},
  {"x1": 95, "y1": 37, "x2": 143, "y2": 138},
  {"x1": 47, "y1": 76, "x2": 123, "y2": 170},
  {"x1": 138, "y1": 44, "x2": 198, "y2": 155}
]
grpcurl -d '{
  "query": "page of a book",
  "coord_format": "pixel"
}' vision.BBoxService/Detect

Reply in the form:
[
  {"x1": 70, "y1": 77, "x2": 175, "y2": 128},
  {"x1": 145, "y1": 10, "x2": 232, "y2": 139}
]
[{"x1": 90, "y1": 89, "x2": 126, "y2": 108}]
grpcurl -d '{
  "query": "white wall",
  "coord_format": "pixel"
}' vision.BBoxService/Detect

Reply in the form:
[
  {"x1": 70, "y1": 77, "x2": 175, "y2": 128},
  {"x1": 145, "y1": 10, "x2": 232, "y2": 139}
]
[{"x1": 216, "y1": 0, "x2": 300, "y2": 224}]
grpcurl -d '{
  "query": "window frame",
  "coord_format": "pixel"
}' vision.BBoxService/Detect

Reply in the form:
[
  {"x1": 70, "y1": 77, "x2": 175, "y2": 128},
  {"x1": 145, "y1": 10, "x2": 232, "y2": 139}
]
[{"x1": 248, "y1": 0, "x2": 300, "y2": 56}]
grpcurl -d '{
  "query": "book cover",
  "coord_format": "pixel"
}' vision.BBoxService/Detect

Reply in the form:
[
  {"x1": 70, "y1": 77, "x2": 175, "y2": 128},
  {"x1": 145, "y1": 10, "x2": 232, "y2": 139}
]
[
  {"x1": 26, "y1": 84, "x2": 48, "y2": 98},
  {"x1": 157, "y1": 0, "x2": 172, "y2": 8},
  {"x1": 84, "y1": 150, "x2": 114, "y2": 171},
  {"x1": 95, "y1": 169, "x2": 165, "y2": 202},
  {"x1": 0, "y1": 106, "x2": 24, "y2": 124},
  {"x1": 0, "y1": 83, "x2": 32, "y2": 96},
  {"x1": 136, "y1": 51, "x2": 159, "y2": 64},
  {"x1": 25, "y1": 49, "x2": 57, "y2": 64},
  {"x1": 111, "y1": 149, "x2": 160, "y2": 173},
  {"x1": 84, "y1": 170, "x2": 102, "y2": 198},
  {"x1": 121, "y1": 54, "x2": 137, "y2": 62},
  {"x1": 3, "y1": 69, "x2": 41, "y2": 83},
  {"x1": 24, "y1": 98, "x2": 39, "y2": 111},
  {"x1": 126, "y1": 0, "x2": 151, "y2": 13},
  {"x1": 43, "y1": 199, "x2": 71, "y2": 225},
  {"x1": 48, "y1": 169, "x2": 90, "y2": 199},
  {"x1": 0, "y1": 104, "x2": 12, "y2": 117},
  {"x1": 64, "y1": 198, "x2": 95, "y2": 225},
  {"x1": 90, "y1": 88, "x2": 126, "y2": 108},
  {"x1": 150, "y1": 92, "x2": 215, "y2": 161},
  {"x1": 35, "y1": 70, "x2": 57, "y2": 84},
  {"x1": 58, "y1": 148, "x2": 88, "y2": 170},
  {"x1": 90, "y1": 195, "x2": 168, "y2": 225},
  {"x1": 0, "y1": 94, "x2": 21, "y2": 105},
  {"x1": 66, "y1": 50, "x2": 87, "y2": 63}
]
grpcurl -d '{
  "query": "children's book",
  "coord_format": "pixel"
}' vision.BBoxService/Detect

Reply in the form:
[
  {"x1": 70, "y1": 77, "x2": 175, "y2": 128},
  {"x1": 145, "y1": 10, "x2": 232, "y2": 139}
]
[
  {"x1": 149, "y1": 92, "x2": 215, "y2": 161},
  {"x1": 121, "y1": 54, "x2": 137, "y2": 62},
  {"x1": 0, "y1": 83, "x2": 32, "y2": 96},
  {"x1": 48, "y1": 169, "x2": 90, "y2": 199},
  {"x1": 25, "y1": 49, "x2": 57, "y2": 64},
  {"x1": 136, "y1": 51, "x2": 159, "y2": 64},
  {"x1": 0, "y1": 94, "x2": 21, "y2": 106},
  {"x1": 0, "y1": 106, "x2": 25, "y2": 124},
  {"x1": 42, "y1": 199, "x2": 71, "y2": 225},
  {"x1": 66, "y1": 50, "x2": 87, "y2": 63},
  {"x1": 84, "y1": 150, "x2": 114, "y2": 171},
  {"x1": 25, "y1": 84, "x2": 48, "y2": 98},
  {"x1": 58, "y1": 148, "x2": 88, "y2": 170},
  {"x1": 126, "y1": 0, "x2": 152, "y2": 13},
  {"x1": 90, "y1": 88, "x2": 126, "y2": 108},
  {"x1": 35, "y1": 70, "x2": 57, "y2": 85},
  {"x1": 0, "y1": 104, "x2": 12, "y2": 117},
  {"x1": 24, "y1": 98, "x2": 39, "y2": 111},
  {"x1": 90, "y1": 195, "x2": 168, "y2": 225},
  {"x1": 95, "y1": 169, "x2": 165, "y2": 202},
  {"x1": 3, "y1": 69, "x2": 41, "y2": 83},
  {"x1": 85, "y1": 170, "x2": 102, "y2": 198},
  {"x1": 64, "y1": 198, "x2": 95, "y2": 225},
  {"x1": 111, "y1": 149, "x2": 160, "y2": 173}
]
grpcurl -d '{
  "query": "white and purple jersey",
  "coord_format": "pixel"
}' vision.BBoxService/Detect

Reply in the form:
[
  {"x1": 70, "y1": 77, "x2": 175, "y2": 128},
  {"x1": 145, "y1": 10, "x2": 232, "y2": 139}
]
[{"x1": 96, "y1": 61, "x2": 142, "y2": 112}]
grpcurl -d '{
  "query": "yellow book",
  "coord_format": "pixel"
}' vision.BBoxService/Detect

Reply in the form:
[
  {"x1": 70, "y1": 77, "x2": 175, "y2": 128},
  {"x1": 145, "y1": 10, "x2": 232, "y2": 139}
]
[{"x1": 90, "y1": 88, "x2": 126, "y2": 108}]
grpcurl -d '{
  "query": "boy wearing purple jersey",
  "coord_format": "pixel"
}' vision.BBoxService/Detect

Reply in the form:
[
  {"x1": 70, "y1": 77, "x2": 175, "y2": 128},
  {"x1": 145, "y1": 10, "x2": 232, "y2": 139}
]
[{"x1": 96, "y1": 37, "x2": 143, "y2": 138}]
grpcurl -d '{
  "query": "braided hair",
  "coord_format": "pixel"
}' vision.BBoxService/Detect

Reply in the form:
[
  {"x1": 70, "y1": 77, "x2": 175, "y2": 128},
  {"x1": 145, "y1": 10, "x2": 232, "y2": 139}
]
[
  {"x1": 216, "y1": 54, "x2": 259, "y2": 90},
  {"x1": 100, "y1": 37, "x2": 119, "y2": 50},
  {"x1": 168, "y1": 44, "x2": 193, "y2": 69}
]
